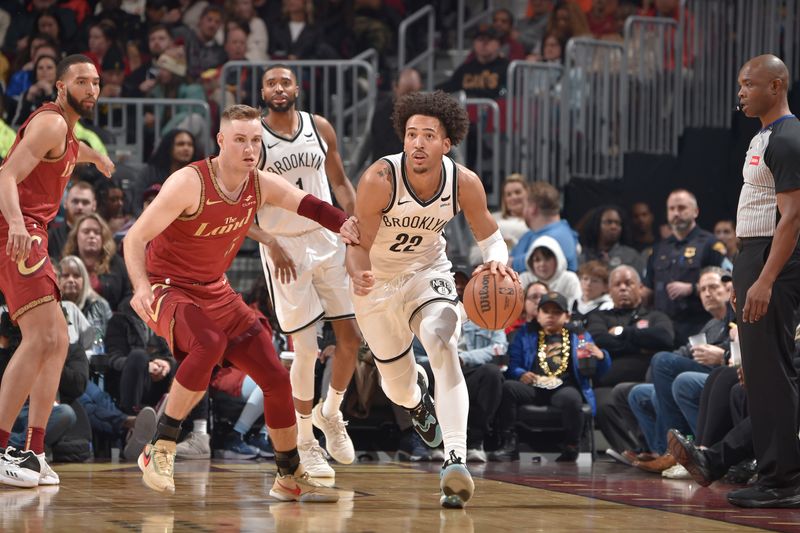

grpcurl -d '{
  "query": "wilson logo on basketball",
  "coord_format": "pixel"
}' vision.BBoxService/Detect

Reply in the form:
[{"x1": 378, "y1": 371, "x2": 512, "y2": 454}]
[
  {"x1": 464, "y1": 271, "x2": 524, "y2": 330},
  {"x1": 478, "y1": 274, "x2": 491, "y2": 312}
]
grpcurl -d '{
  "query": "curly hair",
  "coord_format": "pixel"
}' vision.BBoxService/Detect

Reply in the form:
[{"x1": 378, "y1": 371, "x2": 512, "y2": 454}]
[
  {"x1": 391, "y1": 90, "x2": 470, "y2": 146},
  {"x1": 62, "y1": 213, "x2": 117, "y2": 276}
]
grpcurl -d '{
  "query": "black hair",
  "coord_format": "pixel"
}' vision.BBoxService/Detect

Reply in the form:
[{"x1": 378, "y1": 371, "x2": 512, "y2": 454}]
[
  {"x1": 391, "y1": 90, "x2": 470, "y2": 145},
  {"x1": 262, "y1": 63, "x2": 297, "y2": 83},
  {"x1": 147, "y1": 129, "x2": 202, "y2": 173},
  {"x1": 56, "y1": 54, "x2": 94, "y2": 81},
  {"x1": 579, "y1": 204, "x2": 632, "y2": 252}
]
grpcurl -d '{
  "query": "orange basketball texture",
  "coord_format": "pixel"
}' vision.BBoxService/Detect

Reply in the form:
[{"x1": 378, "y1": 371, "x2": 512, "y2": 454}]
[{"x1": 463, "y1": 271, "x2": 524, "y2": 330}]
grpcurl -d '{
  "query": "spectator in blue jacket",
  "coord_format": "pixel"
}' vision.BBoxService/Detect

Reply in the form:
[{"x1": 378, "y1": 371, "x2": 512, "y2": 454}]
[
  {"x1": 510, "y1": 182, "x2": 579, "y2": 273},
  {"x1": 491, "y1": 291, "x2": 610, "y2": 462}
]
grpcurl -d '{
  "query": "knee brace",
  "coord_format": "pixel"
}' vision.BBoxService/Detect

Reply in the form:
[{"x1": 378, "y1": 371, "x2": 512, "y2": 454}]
[
  {"x1": 415, "y1": 304, "x2": 461, "y2": 375},
  {"x1": 289, "y1": 326, "x2": 318, "y2": 402}
]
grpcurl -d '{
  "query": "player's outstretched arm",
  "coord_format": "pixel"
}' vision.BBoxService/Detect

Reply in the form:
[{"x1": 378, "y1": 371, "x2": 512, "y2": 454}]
[
  {"x1": 345, "y1": 160, "x2": 393, "y2": 296},
  {"x1": 314, "y1": 115, "x2": 356, "y2": 215},
  {"x1": 124, "y1": 168, "x2": 200, "y2": 322},
  {"x1": 77, "y1": 142, "x2": 115, "y2": 177},
  {"x1": 256, "y1": 168, "x2": 359, "y2": 242},
  {"x1": 0, "y1": 111, "x2": 68, "y2": 263},
  {"x1": 456, "y1": 164, "x2": 518, "y2": 282}
]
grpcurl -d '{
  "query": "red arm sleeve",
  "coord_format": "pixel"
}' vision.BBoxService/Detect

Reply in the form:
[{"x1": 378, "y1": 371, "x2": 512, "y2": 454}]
[{"x1": 296, "y1": 194, "x2": 348, "y2": 233}]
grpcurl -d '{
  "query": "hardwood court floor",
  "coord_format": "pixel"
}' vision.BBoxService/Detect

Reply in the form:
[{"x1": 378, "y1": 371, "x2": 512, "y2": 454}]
[{"x1": 2, "y1": 456, "x2": 799, "y2": 532}]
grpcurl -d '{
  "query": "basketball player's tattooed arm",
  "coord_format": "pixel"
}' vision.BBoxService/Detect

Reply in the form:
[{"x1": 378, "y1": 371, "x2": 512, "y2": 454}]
[
  {"x1": 456, "y1": 164, "x2": 519, "y2": 282},
  {"x1": 255, "y1": 168, "x2": 360, "y2": 243},
  {"x1": 0, "y1": 110, "x2": 69, "y2": 262},
  {"x1": 315, "y1": 115, "x2": 356, "y2": 215},
  {"x1": 246, "y1": 224, "x2": 298, "y2": 284},
  {"x1": 76, "y1": 142, "x2": 115, "y2": 177},
  {"x1": 124, "y1": 168, "x2": 201, "y2": 322},
  {"x1": 345, "y1": 160, "x2": 393, "y2": 295}
]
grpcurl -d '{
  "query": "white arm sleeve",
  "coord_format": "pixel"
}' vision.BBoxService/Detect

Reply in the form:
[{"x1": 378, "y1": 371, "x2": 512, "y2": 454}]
[{"x1": 477, "y1": 229, "x2": 508, "y2": 264}]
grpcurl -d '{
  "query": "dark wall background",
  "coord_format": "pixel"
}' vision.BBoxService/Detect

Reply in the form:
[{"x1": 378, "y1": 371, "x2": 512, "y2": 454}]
[{"x1": 562, "y1": 84, "x2": 800, "y2": 230}]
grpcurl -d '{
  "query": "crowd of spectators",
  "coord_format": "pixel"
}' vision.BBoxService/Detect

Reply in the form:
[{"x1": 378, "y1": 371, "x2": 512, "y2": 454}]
[{"x1": 0, "y1": 3, "x2": 777, "y2": 500}]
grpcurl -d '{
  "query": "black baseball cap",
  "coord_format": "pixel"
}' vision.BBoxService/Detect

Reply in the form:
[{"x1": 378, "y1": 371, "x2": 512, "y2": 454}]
[
  {"x1": 472, "y1": 24, "x2": 501, "y2": 41},
  {"x1": 539, "y1": 292, "x2": 569, "y2": 313}
]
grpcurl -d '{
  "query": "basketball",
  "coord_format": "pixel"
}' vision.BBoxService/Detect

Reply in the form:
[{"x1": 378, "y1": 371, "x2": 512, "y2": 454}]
[{"x1": 463, "y1": 270, "x2": 524, "y2": 330}]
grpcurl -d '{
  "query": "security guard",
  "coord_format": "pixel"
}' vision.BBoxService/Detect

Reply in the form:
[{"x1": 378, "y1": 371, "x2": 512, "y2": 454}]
[{"x1": 642, "y1": 189, "x2": 727, "y2": 347}]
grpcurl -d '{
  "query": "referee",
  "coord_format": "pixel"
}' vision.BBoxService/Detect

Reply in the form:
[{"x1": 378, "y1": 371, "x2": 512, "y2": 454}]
[{"x1": 731, "y1": 54, "x2": 800, "y2": 508}]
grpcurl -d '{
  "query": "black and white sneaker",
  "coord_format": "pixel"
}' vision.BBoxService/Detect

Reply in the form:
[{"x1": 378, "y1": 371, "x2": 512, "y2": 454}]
[
  {"x1": 440, "y1": 451, "x2": 474, "y2": 508},
  {"x1": 407, "y1": 364, "x2": 442, "y2": 448},
  {"x1": 0, "y1": 447, "x2": 41, "y2": 488}
]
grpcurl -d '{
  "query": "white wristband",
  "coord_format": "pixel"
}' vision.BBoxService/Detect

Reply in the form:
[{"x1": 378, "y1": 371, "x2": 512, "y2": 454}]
[{"x1": 477, "y1": 229, "x2": 508, "y2": 264}]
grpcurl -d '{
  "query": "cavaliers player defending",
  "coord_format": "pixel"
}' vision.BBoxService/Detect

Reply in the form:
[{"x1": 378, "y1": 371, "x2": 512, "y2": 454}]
[
  {"x1": 124, "y1": 105, "x2": 355, "y2": 500},
  {"x1": 0, "y1": 55, "x2": 114, "y2": 488},
  {"x1": 347, "y1": 91, "x2": 517, "y2": 508}
]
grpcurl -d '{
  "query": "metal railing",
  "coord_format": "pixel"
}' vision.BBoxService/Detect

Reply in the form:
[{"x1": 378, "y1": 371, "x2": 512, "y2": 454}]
[
  {"x1": 505, "y1": 61, "x2": 564, "y2": 187},
  {"x1": 562, "y1": 38, "x2": 625, "y2": 180},
  {"x1": 623, "y1": 16, "x2": 682, "y2": 155},
  {"x1": 456, "y1": 0, "x2": 495, "y2": 53},
  {"x1": 92, "y1": 97, "x2": 211, "y2": 164},
  {"x1": 219, "y1": 57, "x2": 378, "y2": 177},
  {"x1": 497, "y1": 4, "x2": 800, "y2": 186},
  {"x1": 683, "y1": 0, "x2": 736, "y2": 129},
  {"x1": 736, "y1": 0, "x2": 798, "y2": 83},
  {"x1": 794, "y1": 0, "x2": 800, "y2": 85},
  {"x1": 735, "y1": 0, "x2": 793, "y2": 78},
  {"x1": 353, "y1": 48, "x2": 379, "y2": 76},
  {"x1": 398, "y1": 5, "x2": 436, "y2": 91},
  {"x1": 463, "y1": 96, "x2": 501, "y2": 206}
]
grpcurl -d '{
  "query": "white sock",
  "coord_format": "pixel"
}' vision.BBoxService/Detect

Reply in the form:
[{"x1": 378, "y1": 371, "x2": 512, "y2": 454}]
[
  {"x1": 435, "y1": 374, "x2": 469, "y2": 461},
  {"x1": 193, "y1": 419, "x2": 207, "y2": 435},
  {"x1": 297, "y1": 412, "x2": 314, "y2": 443},
  {"x1": 322, "y1": 386, "x2": 346, "y2": 418}
]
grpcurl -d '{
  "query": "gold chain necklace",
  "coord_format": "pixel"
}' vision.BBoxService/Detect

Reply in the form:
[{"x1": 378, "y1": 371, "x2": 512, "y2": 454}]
[{"x1": 538, "y1": 328, "x2": 571, "y2": 377}]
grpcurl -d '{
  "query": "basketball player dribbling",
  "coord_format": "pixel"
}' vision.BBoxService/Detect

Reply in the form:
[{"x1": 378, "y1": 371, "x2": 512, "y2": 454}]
[
  {"x1": 346, "y1": 91, "x2": 518, "y2": 508},
  {"x1": 124, "y1": 104, "x2": 357, "y2": 501},
  {"x1": 249, "y1": 65, "x2": 360, "y2": 477},
  {"x1": 0, "y1": 55, "x2": 114, "y2": 488}
]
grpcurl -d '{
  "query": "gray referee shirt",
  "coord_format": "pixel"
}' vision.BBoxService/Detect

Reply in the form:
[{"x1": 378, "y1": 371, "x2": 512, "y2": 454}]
[{"x1": 737, "y1": 114, "x2": 800, "y2": 238}]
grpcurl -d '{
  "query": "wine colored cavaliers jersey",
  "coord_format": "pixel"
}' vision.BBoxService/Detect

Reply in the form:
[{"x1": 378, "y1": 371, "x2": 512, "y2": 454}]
[
  {"x1": 146, "y1": 158, "x2": 261, "y2": 284},
  {"x1": 370, "y1": 152, "x2": 459, "y2": 278},
  {"x1": 257, "y1": 111, "x2": 331, "y2": 236},
  {"x1": 0, "y1": 102, "x2": 79, "y2": 228}
]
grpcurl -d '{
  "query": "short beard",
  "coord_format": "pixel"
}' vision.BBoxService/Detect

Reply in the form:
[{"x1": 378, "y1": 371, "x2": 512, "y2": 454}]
[
  {"x1": 411, "y1": 164, "x2": 430, "y2": 174},
  {"x1": 266, "y1": 96, "x2": 295, "y2": 113},
  {"x1": 66, "y1": 90, "x2": 95, "y2": 120},
  {"x1": 670, "y1": 219, "x2": 692, "y2": 234}
]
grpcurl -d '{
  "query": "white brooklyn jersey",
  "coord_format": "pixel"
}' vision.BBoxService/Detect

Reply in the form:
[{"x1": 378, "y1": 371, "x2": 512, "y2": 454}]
[
  {"x1": 370, "y1": 152, "x2": 460, "y2": 278},
  {"x1": 257, "y1": 111, "x2": 331, "y2": 235}
]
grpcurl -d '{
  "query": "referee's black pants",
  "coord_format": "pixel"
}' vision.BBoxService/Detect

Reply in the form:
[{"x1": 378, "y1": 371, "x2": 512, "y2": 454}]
[{"x1": 734, "y1": 237, "x2": 800, "y2": 488}]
